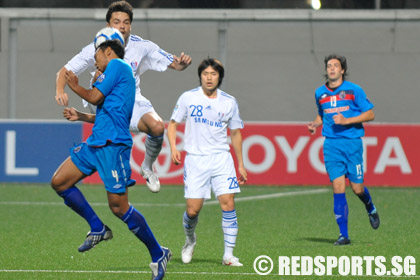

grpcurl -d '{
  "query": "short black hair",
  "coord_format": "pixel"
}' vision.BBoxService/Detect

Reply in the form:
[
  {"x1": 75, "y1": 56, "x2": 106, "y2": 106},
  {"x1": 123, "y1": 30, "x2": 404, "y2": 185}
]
[
  {"x1": 324, "y1": 54, "x2": 348, "y2": 80},
  {"x1": 198, "y1": 58, "x2": 225, "y2": 87},
  {"x1": 97, "y1": 39, "x2": 125, "y2": 59},
  {"x1": 106, "y1": 1, "x2": 133, "y2": 23}
]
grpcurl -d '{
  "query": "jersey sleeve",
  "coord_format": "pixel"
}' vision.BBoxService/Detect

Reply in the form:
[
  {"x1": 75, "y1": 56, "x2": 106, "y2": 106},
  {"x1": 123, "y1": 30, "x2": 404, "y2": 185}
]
[
  {"x1": 354, "y1": 85, "x2": 374, "y2": 112},
  {"x1": 228, "y1": 99, "x2": 244, "y2": 130},
  {"x1": 64, "y1": 43, "x2": 96, "y2": 76},
  {"x1": 138, "y1": 41, "x2": 174, "y2": 75},
  {"x1": 170, "y1": 93, "x2": 188, "y2": 123},
  {"x1": 93, "y1": 60, "x2": 119, "y2": 97}
]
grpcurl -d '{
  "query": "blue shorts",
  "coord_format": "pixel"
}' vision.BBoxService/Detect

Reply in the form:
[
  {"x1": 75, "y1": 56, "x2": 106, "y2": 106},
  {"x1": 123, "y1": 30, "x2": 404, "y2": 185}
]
[
  {"x1": 323, "y1": 138, "x2": 364, "y2": 183},
  {"x1": 70, "y1": 142, "x2": 135, "y2": 194}
]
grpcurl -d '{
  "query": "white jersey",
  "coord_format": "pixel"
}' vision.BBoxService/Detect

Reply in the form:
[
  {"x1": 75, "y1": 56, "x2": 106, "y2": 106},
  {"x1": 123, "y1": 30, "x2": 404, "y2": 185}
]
[
  {"x1": 64, "y1": 34, "x2": 173, "y2": 101},
  {"x1": 171, "y1": 87, "x2": 244, "y2": 155}
]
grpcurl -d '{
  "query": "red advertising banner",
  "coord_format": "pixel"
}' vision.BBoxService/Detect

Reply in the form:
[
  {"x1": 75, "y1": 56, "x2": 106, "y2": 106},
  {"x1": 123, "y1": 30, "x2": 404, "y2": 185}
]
[{"x1": 83, "y1": 122, "x2": 420, "y2": 187}]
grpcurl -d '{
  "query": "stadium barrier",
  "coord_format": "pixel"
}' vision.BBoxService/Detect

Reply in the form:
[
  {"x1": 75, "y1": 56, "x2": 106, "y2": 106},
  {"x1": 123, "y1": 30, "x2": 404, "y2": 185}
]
[{"x1": 1, "y1": 120, "x2": 418, "y2": 187}]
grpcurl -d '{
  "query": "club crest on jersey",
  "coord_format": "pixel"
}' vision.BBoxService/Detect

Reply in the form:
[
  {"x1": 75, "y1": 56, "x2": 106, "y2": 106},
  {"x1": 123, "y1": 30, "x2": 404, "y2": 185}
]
[
  {"x1": 97, "y1": 74, "x2": 105, "y2": 83},
  {"x1": 130, "y1": 61, "x2": 138, "y2": 70},
  {"x1": 339, "y1": 90, "x2": 346, "y2": 99}
]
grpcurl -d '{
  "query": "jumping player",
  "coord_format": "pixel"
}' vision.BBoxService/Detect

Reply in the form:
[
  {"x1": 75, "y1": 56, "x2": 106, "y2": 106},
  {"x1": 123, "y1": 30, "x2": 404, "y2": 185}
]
[{"x1": 55, "y1": 1, "x2": 191, "y2": 193}]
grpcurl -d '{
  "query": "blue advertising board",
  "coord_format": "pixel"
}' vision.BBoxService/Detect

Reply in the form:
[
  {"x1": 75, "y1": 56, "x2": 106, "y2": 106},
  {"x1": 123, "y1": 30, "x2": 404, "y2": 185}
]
[{"x1": 0, "y1": 120, "x2": 82, "y2": 183}]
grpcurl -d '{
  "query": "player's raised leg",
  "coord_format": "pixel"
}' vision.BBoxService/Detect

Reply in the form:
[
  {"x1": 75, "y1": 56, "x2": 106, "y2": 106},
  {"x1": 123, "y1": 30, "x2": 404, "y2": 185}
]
[
  {"x1": 351, "y1": 183, "x2": 380, "y2": 229},
  {"x1": 136, "y1": 111, "x2": 165, "y2": 193}
]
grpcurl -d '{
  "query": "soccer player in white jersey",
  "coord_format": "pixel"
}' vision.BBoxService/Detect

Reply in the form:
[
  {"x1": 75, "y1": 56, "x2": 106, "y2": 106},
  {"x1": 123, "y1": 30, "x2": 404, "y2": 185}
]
[
  {"x1": 55, "y1": 1, "x2": 191, "y2": 193},
  {"x1": 167, "y1": 58, "x2": 247, "y2": 266}
]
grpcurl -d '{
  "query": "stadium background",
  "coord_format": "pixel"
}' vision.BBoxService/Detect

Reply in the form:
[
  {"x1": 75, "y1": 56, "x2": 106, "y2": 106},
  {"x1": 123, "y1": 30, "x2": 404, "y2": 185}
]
[{"x1": 0, "y1": 2, "x2": 419, "y2": 186}]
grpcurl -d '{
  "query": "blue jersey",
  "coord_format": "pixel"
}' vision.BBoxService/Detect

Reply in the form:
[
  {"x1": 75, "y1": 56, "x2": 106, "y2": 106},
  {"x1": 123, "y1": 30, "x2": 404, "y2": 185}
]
[
  {"x1": 87, "y1": 59, "x2": 135, "y2": 147},
  {"x1": 315, "y1": 80, "x2": 374, "y2": 139}
]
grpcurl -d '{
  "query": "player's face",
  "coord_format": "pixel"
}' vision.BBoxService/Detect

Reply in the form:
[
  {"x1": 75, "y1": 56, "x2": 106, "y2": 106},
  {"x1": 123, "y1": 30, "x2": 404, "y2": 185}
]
[
  {"x1": 94, "y1": 48, "x2": 108, "y2": 73},
  {"x1": 200, "y1": 66, "x2": 219, "y2": 95},
  {"x1": 326, "y1": 59, "x2": 344, "y2": 82},
  {"x1": 108, "y1": 12, "x2": 131, "y2": 43}
]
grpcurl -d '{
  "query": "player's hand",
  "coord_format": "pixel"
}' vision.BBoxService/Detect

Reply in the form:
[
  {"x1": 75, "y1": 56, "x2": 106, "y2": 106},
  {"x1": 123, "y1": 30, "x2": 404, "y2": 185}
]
[
  {"x1": 172, "y1": 52, "x2": 192, "y2": 70},
  {"x1": 63, "y1": 107, "x2": 79, "y2": 121},
  {"x1": 237, "y1": 166, "x2": 247, "y2": 185},
  {"x1": 55, "y1": 92, "x2": 69, "y2": 106},
  {"x1": 307, "y1": 122, "x2": 317, "y2": 134},
  {"x1": 64, "y1": 70, "x2": 79, "y2": 91},
  {"x1": 171, "y1": 150, "x2": 182, "y2": 165},
  {"x1": 333, "y1": 112, "x2": 347, "y2": 125}
]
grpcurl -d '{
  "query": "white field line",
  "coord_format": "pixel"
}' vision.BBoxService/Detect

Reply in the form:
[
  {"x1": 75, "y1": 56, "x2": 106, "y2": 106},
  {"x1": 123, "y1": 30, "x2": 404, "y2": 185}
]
[
  {"x1": 0, "y1": 188, "x2": 329, "y2": 207},
  {"x1": 0, "y1": 269, "x2": 418, "y2": 278}
]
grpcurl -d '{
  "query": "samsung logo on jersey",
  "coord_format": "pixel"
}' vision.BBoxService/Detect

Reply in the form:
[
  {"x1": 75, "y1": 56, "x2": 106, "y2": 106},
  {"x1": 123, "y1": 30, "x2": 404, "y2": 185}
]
[{"x1": 194, "y1": 117, "x2": 222, "y2": 128}]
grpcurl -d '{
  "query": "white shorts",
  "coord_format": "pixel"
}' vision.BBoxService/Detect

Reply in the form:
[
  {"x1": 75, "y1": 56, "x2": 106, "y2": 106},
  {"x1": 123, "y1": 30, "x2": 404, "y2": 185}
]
[
  {"x1": 129, "y1": 96, "x2": 156, "y2": 132},
  {"x1": 184, "y1": 151, "x2": 241, "y2": 199}
]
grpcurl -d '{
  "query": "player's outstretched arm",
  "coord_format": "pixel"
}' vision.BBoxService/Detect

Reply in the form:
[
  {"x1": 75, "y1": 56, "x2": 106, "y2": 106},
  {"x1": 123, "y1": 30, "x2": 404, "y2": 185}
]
[
  {"x1": 167, "y1": 120, "x2": 182, "y2": 165},
  {"x1": 63, "y1": 107, "x2": 96, "y2": 123},
  {"x1": 168, "y1": 52, "x2": 192, "y2": 71},
  {"x1": 230, "y1": 129, "x2": 247, "y2": 184},
  {"x1": 56, "y1": 67, "x2": 70, "y2": 106}
]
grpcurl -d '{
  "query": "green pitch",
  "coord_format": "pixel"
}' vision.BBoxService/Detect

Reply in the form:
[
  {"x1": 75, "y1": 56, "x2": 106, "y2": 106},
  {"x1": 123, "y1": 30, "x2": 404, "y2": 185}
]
[{"x1": 0, "y1": 183, "x2": 418, "y2": 279}]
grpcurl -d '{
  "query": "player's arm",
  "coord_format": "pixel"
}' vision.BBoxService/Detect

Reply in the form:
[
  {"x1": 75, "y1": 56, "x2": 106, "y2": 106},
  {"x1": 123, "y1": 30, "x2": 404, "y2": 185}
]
[
  {"x1": 63, "y1": 107, "x2": 96, "y2": 123},
  {"x1": 333, "y1": 109, "x2": 374, "y2": 125},
  {"x1": 56, "y1": 67, "x2": 70, "y2": 106},
  {"x1": 230, "y1": 128, "x2": 247, "y2": 184},
  {"x1": 308, "y1": 114, "x2": 323, "y2": 135},
  {"x1": 64, "y1": 70, "x2": 104, "y2": 105},
  {"x1": 168, "y1": 52, "x2": 192, "y2": 71},
  {"x1": 167, "y1": 120, "x2": 182, "y2": 165}
]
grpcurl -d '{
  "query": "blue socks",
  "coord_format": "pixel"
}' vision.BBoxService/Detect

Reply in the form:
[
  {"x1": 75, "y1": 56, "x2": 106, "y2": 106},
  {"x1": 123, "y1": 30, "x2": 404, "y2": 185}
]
[
  {"x1": 121, "y1": 205, "x2": 162, "y2": 262},
  {"x1": 357, "y1": 186, "x2": 375, "y2": 213},
  {"x1": 58, "y1": 186, "x2": 104, "y2": 233},
  {"x1": 333, "y1": 193, "x2": 349, "y2": 238}
]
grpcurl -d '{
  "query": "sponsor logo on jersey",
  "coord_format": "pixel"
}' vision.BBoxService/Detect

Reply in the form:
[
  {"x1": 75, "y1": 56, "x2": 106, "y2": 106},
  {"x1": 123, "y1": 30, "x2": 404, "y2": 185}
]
[
  {"x1": 205, "y1": 105, "x2": 212, "y2": 110},
  {"x1": 321, "y1": 93, "x2": 328, "y2": 99},
  {"x1": 324, "y1": 106, "x2": 349, "y2": 114}
]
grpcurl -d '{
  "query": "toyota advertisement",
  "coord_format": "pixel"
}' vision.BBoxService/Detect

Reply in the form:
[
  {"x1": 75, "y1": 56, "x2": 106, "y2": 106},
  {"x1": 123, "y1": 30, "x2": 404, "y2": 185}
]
[{"x1": 1, "y1": 121, "x2": 419, "y2": 187}]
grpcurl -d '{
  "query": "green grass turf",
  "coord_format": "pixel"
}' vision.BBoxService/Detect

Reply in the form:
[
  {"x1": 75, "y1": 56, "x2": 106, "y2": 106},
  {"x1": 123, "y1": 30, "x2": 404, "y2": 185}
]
[{"x1": 0, "y1": 183, "x2": 418, "y2": 279}]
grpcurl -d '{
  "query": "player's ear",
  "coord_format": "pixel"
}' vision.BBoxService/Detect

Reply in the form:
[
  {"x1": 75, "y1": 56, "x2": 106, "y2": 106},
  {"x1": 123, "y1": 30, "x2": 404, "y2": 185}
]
[{"x1": 105, "y1": 46, "x2": 113, "y2": 56}]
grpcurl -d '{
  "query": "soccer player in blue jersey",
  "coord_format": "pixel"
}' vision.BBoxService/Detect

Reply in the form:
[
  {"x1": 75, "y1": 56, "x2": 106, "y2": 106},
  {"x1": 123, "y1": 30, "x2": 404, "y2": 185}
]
[
  {"x1": 308, "y1": 54, "x2": 380, "y2": 246},
  {"x1": 51, "y1": 28, "x2": 171, "y2": 280}
]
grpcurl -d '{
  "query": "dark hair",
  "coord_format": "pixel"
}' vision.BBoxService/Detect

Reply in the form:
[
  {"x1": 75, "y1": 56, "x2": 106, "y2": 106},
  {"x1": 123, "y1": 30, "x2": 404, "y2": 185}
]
[
  {"x1": 324, "y1": 54, "x2": 348, "y2": 80},
  {"x1": 198, "y1": 58, "x2": 225, "y2": 87},
  {"x1": 97, "y1": 40, "x2": 125, "y2": 59},
  {"x1": 106, "y1": 1, "x2": 133, "y2": 23}
]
